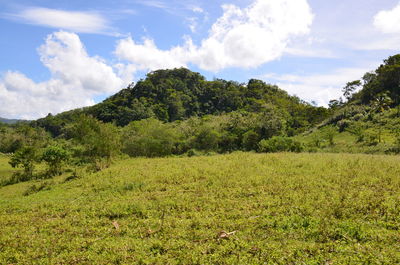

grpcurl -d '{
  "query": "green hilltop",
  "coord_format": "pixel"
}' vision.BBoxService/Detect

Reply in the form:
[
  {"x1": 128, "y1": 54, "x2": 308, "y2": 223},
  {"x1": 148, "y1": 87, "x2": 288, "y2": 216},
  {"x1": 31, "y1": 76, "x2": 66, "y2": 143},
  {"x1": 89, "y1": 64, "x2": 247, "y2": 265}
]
[{"x1": 33, "y1": 67, "x2": 329, "y2": 136}]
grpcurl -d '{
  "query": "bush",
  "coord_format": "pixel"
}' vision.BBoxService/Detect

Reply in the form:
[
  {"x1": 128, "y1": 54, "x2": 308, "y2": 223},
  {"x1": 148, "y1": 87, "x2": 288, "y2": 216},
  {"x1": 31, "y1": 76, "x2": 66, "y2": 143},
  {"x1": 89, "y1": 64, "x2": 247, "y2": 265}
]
[
  {"x1": 324, "y1": 126, "x2": 337, "y2": 146},
  {"x1": 66, "y1": 115, "x2": 121, "y2": 166},
  {"x1": 347, "y1": 123, "x2": 365, "y2": 143},
  {"x1": 41, "y1": 145, "x2": 70, "y2": 177},
  {"x1": 259, "y1": 136, "x2": 303, "y2": 153},
  {"x1": 337, "y1": 119, "x2": 351, "y2": 132},
  {"x1": 9, "y1": 146, "x2": 39, "y2": 180},
  {"x1": 122, "y1": 118, "x2": 181, "y2": 157},
  {"x1": 193, "y1": 126, "x2": 220, "y2": 152},
  {"x1": 242, "y1": 130, "x2": 260, "y2": 151}
]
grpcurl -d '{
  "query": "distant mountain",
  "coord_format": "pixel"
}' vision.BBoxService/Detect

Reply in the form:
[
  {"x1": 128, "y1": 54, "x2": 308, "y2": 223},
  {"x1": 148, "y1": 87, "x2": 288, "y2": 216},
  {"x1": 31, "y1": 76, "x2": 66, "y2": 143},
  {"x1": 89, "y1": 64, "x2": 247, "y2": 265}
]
[{"x1": 0, "y1": 117, "x2": 28, "y2": 124}]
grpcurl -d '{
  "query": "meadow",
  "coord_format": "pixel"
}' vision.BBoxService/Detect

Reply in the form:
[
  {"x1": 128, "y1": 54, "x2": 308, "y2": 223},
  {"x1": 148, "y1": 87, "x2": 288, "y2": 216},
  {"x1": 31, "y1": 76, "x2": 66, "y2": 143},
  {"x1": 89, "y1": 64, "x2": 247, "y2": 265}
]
[{"x1": 0, "y1": 152, "x2": 399, "y2": 264}]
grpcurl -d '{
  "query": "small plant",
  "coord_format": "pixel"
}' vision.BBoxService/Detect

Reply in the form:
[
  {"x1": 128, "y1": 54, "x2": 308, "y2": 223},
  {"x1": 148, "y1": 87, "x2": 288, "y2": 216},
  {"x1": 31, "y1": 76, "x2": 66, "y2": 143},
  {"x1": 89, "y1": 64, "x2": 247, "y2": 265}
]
[
  {"x1": 365, "y1": 131, "x2": 379, "y2": 146},
  {"x1": 324, "y1": 126, "x2": 337, "y2": 146},
  {"x1": 23, "y1": 181, "x2": 52, "y2": 196}
]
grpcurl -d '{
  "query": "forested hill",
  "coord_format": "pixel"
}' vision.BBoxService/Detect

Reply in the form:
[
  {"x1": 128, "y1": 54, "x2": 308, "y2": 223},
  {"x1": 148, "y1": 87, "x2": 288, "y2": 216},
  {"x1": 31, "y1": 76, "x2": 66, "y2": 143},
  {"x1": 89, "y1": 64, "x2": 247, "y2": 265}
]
[
  {"x1": 34, "y1": 68, "x2": 330, "y2": 136},
  {"x1": 329, "y1": 54, "x2": 400, "y2": 109}
]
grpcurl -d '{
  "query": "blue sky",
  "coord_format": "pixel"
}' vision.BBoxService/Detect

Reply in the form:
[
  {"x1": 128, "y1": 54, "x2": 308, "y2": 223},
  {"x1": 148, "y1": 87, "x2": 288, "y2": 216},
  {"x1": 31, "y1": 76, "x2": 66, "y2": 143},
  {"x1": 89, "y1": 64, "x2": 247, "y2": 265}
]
[{"x1": 1, "y1": 0, "x2": 400, "y2": 119}]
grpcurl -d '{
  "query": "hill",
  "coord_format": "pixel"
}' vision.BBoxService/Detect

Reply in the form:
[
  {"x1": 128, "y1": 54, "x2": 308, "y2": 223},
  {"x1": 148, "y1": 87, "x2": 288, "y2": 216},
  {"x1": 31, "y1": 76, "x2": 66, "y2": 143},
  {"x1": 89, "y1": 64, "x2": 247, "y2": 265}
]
[
  {"x1": 0, "y1": 117, "x2": 27, "y2": 124},
  {"x1": 0, "y1": 152, "x2": 399, "y2": 263},
  {"x1": 295, "y1": 54, "x2": 400, "y2": 154},
  {"x1": 33, "y1": 68, "x2": 329, "y2": 136}
]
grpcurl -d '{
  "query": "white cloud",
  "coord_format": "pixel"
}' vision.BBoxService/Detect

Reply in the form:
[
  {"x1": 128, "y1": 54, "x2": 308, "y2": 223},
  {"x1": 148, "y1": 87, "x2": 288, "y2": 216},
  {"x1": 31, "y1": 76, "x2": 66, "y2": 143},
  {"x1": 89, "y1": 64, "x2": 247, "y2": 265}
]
[
  {"x1": 115, "y1": 37, "x2": 191, "y2": 71},
  {"x1": 191, "y1": 7, "x2": 204, "y2": 13},
  {"x1": 0, "y1": 31, "x2": 129, "y2": 120},
  {"x1": 374, "y1": 3, "x2": 400, "y2": 34},
  {"x1": 115, "y1": 0, "x2": 314, "y2": 72},
  {"x1": 9, "y1": 7, "x2": 110, "y2": 34},
  {"x1": 263, "y1": 66, "x2": 377, "y2": 106}
]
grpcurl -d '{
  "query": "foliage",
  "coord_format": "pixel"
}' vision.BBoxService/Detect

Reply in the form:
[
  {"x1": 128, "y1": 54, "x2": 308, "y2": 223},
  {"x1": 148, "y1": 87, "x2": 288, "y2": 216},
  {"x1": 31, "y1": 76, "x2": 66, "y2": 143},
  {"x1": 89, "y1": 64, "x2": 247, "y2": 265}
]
[
  {"x1": 65, "y1": 115, "x2": 121, "y2": 167},
  {"x1": 342, "y1": 80, "x2": 361, "y2": 101},
  {"x1": 259, "y1": 136, "x2": 303, "y2": 153},
  {"x1": 192, "y1": 125, "x2": 220, "y2": 152},
  {"x1": 347, "y1": 122, "x2": 365, "y2": 143},
  {"x1": 242, "y1": 130, "x2": 260, "y2": 151},
  {"x1": 8, "y1": 146, "x2": 39, "y2": 180},
  {"x1": 122, "y1": 118, "x2": 181, "y2": 157},
  {"x1": 41, "y1": 145, "x2": 70, "y2": 177},
  {"x1": 33, "y1": 68, "x2": 329, "y2": 136},
  {"x1": 0, "y1": 124, "x2": 50, "y2": 153}
]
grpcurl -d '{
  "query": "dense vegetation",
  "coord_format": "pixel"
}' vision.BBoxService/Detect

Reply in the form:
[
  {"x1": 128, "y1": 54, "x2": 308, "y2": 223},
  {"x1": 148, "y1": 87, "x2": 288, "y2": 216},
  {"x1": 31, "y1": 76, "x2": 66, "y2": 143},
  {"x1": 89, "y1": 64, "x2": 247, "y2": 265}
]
[
  {"x1": 1, "y1": 55, "x2": 400, "y2": 184},
  {"x1": 0, "y1": 68, "x2": 331, "y2": 184},
  {"x1": 1, "y1": 54, "x2": 400, "y2": 263},
  {"x1": 1, "y1": 153, "x2": 399, "y2": 264},
  {"x1": 34, "y1": 68, "x2": 329, "y2": 135},
  {"x1": 329, "y1": 54, "x2": 400, "y2": 109}
]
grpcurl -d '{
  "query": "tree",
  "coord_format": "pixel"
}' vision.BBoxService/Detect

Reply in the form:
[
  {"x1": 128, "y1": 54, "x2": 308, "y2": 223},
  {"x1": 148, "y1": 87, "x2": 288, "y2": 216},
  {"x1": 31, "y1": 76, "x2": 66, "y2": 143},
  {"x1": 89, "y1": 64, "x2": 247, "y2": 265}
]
[
  {"x1": 194, "y1": 126, "x2": 220, "y2": 151},
  {"x1": 242, "y1": 130, "x2": 260, "y2": 151},
  {"x1": 342, "y1": 80, "x2": 361, "y2": 101},
  {"x1": 371, "y1": 92, "x2": 393, "y2": 113},
  {"x1": 9, "y1": 146, "x2": 39, "y2": 180},
  {"x1": 328, "y1": 99, "x2": 342, "y2": 110},
  {"x1": 41, "y1": 145, "x2": 69, "y2": 177},
  {"x1": 122, "y1": 118, "x2": 180, "y2": 157},
  {"x1": 66, "y1": 115, "x2": 121, "y2": 167}
]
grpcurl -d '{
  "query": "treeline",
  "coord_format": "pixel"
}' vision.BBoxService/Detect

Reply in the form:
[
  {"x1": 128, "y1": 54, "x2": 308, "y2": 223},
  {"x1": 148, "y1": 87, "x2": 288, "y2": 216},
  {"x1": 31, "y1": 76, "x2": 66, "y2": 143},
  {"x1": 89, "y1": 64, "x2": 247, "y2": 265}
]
[{"x1": 1, "y1": 110, "x2": 315, "y2": 185}]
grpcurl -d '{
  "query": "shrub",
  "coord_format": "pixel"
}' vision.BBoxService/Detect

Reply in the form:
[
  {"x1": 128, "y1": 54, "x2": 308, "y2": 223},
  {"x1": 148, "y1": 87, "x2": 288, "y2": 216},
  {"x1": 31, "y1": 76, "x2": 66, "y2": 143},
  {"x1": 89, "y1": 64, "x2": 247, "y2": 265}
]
[
  {"x1": 337, "y1": 119, "x2": 351, "y2": 132},
  {"x1": 9, "y1": 146, "x2": 39, "y2": 180},
  {"x1": 259, "y1": 136, "x2": 303, "y2": 153},
  {"x1": 242, "y1": 130, "x2": 260, "y2": 151},
  {"x1": 122, "y1": 118, "x2": 181, "y2": 157},
  {"x1": 41, "y1": 145, "x2": 70, "y2": 177},
  {"x1": 347, "y1": 123, "x2": 365, "y2": 143},
  {"x1": 193, "y1": 126, "x2": 220, "y2": 152},
  {"x1": 324, "y1": 126, "x2": 337, "y2": 146},
  {"x1": 66, "y1": 115, "x2": 121, "y2": 166}
]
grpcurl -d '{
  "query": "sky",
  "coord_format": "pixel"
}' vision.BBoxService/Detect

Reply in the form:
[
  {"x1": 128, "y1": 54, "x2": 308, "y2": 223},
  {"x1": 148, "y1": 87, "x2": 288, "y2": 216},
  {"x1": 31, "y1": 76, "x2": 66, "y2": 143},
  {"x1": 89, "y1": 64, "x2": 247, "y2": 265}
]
[{"x1": 1, "y1": 0, "x2": 400, "y2": 119}]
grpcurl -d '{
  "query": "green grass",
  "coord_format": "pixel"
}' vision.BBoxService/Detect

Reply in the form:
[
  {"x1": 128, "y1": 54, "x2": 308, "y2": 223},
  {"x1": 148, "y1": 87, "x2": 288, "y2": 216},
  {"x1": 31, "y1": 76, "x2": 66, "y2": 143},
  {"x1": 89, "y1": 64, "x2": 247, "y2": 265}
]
[
  {"x1": 0, "y1": 154, "x2": 16, "y2": 182},
  {"x1": 0, "y1": 152, "x2": 399, "y2": 264},
  {"x1": 296, "y1": 109, "x2": 400, "y2": 155}
]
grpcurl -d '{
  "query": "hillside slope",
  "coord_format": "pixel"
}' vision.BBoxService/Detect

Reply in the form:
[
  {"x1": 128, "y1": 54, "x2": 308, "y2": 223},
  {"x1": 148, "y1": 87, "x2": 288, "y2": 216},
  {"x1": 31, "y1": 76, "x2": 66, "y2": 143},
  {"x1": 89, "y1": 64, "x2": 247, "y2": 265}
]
[{"x1": 296, "y1": 54, "x2": 400, "y2": 154}]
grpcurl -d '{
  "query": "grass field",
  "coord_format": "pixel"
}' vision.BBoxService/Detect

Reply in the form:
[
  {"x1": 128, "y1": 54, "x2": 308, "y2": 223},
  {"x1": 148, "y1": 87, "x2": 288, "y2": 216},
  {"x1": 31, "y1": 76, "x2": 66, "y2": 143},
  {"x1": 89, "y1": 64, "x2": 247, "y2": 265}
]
[
  {"x1": 0, "y1": 154, "x2": 14, "y2": 181},
  {"x1": 0, "y1": 152, "x2": 399, "y2": 264}
]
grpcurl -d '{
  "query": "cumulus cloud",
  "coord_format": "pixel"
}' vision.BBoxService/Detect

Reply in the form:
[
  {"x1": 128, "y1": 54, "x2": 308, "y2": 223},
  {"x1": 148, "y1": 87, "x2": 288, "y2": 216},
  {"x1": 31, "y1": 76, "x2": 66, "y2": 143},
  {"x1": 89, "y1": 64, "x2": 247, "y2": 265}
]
[
  {"x1": 374, "y1": 3, "x2": 400, "y2": 34},
  {"x1": 0, "y1": 31, "x2": 129, "y2": 120},
  {"x1": 115, "y1": 37, "x2": 192, "y2": 70},
  {"x1": 8, "y1": 7, "x2": 110, "y2": 34},
  {"x1": 264, "y1": 66, "x2": 376, "y2": 106},
  {"x1": 115, "y1": 0, "x2": 314, "y2": 72}
]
